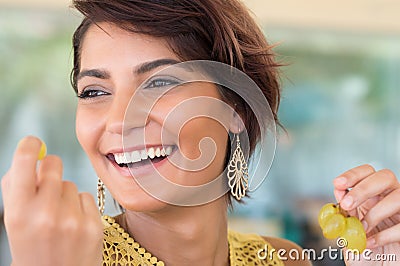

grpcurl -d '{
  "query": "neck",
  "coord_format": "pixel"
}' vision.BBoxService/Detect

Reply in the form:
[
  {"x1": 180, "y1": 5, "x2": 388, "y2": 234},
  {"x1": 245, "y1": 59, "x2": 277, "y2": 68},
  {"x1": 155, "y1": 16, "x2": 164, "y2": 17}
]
[{"x1": 120, "y1": 198, "x2": 229, "y2": 266}]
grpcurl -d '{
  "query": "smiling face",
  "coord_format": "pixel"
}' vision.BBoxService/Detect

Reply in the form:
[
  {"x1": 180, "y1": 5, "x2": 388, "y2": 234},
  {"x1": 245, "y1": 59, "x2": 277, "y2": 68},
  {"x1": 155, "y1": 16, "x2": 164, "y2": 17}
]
[{"x1": 76, "y1": 23, "x2": 234, "y2": 211}]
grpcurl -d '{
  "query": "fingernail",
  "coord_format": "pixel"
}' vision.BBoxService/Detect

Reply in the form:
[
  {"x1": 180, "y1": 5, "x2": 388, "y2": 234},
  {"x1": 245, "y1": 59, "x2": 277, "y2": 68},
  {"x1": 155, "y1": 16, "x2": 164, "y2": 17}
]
[
  {"x1": 341, "y1": 195, "x2": 353, "y2": 209},
  {"x1": 17, "y1": 137, "x2": 28, "y2": 147},
  {"x1": 367, "y1": 237, "x2": 377, "y2": 249},
  {"x1": 335, "y1": 176, "x2": 347, "y2": 186},
  {"x1": 362, "y1": 220, "x2": 368, "y2": 232}
]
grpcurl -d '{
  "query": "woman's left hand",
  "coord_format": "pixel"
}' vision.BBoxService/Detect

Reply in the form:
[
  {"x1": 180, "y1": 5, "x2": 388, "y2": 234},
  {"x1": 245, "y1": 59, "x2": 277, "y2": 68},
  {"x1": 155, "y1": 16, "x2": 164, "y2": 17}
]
[{"x1": 333, "y1": 164, "x2": 400, "y2": 265}]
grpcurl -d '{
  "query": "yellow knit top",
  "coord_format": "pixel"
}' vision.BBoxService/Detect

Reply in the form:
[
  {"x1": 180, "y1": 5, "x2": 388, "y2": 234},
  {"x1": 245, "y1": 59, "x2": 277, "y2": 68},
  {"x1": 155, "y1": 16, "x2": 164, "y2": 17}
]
[{"x1": 102, "y1": 215, "x2": 284, "y2": 266}]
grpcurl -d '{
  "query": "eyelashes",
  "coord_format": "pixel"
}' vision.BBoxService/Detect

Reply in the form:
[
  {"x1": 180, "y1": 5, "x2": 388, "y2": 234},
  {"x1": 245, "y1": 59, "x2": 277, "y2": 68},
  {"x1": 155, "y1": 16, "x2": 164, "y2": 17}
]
[
  {"x1": 77, "y1": 89, "x2": 110, "y2": 99},
  {"x1": 77, "y1": 76, "x2": 182, "y2": 100},
  {"x1": 143, "y1": 77, "x2": 181, "y2": 89}
]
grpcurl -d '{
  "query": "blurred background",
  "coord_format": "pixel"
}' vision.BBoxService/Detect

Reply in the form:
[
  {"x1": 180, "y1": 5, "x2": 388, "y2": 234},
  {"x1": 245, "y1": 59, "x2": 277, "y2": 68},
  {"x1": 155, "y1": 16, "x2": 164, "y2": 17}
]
[{"x1": 0, "y1": 0, "x2": 399, "y2": 265}]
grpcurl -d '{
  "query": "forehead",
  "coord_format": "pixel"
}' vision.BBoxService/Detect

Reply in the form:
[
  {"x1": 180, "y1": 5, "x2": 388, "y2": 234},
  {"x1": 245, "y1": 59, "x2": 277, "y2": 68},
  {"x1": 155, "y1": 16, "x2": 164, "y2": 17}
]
[{"x1": 80, "y1": 22, "x2": 178, "y2": 68}]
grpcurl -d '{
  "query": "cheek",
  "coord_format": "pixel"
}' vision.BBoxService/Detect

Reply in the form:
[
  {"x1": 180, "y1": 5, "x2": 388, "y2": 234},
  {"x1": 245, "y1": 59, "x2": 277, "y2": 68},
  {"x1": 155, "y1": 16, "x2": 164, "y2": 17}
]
[
  {"x1": 75, "y1": 108, "x2": 102, "y2": 157},
  {"x1": 179, "y1": 118, "x2": 228, "y2": 159},
  {"x1": 165, "y1": 118, "x2": 228, "y2": 187},
  {"x1": 149, "y1": 86, "x2": 230, "y2": 177}
]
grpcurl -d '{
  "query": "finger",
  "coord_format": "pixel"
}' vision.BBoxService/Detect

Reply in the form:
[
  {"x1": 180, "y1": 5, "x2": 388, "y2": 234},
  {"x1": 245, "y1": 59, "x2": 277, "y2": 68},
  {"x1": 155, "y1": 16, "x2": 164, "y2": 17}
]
[
  {"x1": 61, "y1": 181, "x2": 81, "y2": 213},
  {"x1": 1, "y1": 173, "x2": 11, "y2": 206},
  {"x1": 79, "y1": 192, "x2": 103, "y2": 260},
  {"x1": 8, "y1": 136, "x2": 42, "y2": 198},
  {"x1": 362, "y1": 188, "x2": 400, "y2": 234},
  {"x1": 333, "y1": 189, "x2": 346, "y2": 203},
  {"x1": 333, "y1": 164, "x2": 376, "y2": 190},
  {"x1": 339, "y1": 169, "x2": 399, "y2": 211},
  {"x1": 333, "y1": 164, "x2": 376, "y2": 204},
  {"x1": 37, "y1": 155, "x2": 63, "y2": 198},
  {"x1": 10, "y1": 136, "x2": 42, "y2": 197},
  {"x1": 367, "y1": 221, "x2": 400, "y2": 249},
  {"x1": 79, "y1": 192, "x2": 100, "y2": 217}
]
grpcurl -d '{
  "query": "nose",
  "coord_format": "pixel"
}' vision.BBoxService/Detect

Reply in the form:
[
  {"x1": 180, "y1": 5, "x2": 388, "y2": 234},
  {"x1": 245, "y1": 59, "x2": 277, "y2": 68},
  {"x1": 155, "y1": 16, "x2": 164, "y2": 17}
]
[
  {"x1": 105, "y1": 94, "x2": 128, "y2": 135},
  {"x1": 106, "y1": 92, "x2": 150, "y2": 135}
]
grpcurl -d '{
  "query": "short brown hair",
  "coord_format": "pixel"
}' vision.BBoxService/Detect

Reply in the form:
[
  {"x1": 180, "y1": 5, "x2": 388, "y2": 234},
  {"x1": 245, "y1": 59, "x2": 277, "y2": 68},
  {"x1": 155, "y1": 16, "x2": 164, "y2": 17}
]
[{"x1": 71, "y1": 0, "x2": 281, "y2": 158}]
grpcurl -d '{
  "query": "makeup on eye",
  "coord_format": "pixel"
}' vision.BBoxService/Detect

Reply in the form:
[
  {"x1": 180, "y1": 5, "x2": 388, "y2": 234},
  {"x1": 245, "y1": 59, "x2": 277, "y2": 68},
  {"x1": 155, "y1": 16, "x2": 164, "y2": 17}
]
[
  {"x1": 77, "y1": 86, "x2": 111, "y2": 99},
  {"x1": 77, "y1": 75, "x2": 183, "y2": 100},
  {"x1": 142, "y1": 76, "x2": 183, "y2": 90}
]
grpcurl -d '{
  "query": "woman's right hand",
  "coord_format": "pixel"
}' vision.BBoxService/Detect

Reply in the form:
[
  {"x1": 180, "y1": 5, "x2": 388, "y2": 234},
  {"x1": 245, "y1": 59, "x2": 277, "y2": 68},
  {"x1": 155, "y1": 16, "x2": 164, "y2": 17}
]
[{"x1": 1, "y1": 136, "x2": 103, "y2": 266}]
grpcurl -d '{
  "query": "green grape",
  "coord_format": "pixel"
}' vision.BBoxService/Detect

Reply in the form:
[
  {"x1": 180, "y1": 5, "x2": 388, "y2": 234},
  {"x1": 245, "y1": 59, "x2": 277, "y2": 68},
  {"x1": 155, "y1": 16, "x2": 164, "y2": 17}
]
[
  {"x1": 322, "y1": 213, "x2": 346, "y2": 239},
  {"x1": 341, "y1": 216, "x2": 367, "y2": 253},
  {"x1": 318, "y1": 203, "x2": 339, "y2": 228},
  {"x1": 38, "y1": 141, "x2": 47, "y2": 160}
]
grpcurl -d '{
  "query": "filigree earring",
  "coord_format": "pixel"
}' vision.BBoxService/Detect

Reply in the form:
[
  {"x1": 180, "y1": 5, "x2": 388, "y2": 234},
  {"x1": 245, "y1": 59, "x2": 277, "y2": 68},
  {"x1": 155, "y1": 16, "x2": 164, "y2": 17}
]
[
  {"x1": 227, "y1": 134, "x2": 249, "y2": 200},
  {"x1": 97, "y1": 178, "x2": 106, "y2": 215}
]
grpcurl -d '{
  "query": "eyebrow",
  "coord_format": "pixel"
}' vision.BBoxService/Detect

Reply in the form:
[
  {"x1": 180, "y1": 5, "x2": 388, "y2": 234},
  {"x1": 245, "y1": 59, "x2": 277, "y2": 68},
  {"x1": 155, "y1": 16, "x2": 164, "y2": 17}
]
[
  {"x1": 77, "y1": 58, "x2": 180, "y2": 81},
  {"x1": 77, "y1": 69, "x2": 110, "y2": 81},
  {"x1": 134, "y1": 58, "x2": 180, "y2": 75}
]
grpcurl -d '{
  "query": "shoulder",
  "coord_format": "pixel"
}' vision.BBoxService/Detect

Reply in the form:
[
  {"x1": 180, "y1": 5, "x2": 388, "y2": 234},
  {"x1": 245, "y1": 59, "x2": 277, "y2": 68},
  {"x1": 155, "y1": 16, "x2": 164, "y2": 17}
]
[{"x1": 262, "y1": 236, "x2": 312, "y2": 266}]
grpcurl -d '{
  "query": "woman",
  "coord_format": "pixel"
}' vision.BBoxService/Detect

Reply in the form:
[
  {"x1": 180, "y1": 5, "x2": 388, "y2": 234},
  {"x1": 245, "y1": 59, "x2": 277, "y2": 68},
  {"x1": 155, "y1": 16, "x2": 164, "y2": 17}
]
[{"x1": 2, "y1": 0, "x2": 400, "y2": 265}]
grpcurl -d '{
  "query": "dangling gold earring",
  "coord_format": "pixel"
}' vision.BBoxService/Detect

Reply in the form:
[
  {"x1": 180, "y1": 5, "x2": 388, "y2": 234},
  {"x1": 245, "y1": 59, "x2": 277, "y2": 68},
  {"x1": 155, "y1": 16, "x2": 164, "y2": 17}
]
[
  {"x1": 227, "y1": 134, "x2": 249, "y2": 200},
  {"x1": 97, "y1": 178, "x2": 106, "y2": 215}
]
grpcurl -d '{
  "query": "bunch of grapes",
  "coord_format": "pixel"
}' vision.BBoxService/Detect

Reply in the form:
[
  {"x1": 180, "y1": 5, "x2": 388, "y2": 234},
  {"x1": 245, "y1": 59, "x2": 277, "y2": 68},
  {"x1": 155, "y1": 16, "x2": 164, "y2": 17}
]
[{"x1": 318, "y1": 203, "x2": 366, "y2": 253}]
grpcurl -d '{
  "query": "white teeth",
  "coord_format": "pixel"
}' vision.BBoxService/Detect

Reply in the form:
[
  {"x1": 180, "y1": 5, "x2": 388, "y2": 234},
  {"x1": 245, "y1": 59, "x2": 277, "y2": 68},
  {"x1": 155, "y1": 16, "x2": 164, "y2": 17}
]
[
  {"x1": 131, "y1": 151, "x2": 141, "y2": 163},
  {"x1": 148, "y1": 147, "x2": 155, "y2": 159},
  {"x1": 112, "y1": 146, "x2": 173, "y2": 165},
  {"x1": 124, "y1": 152, "x2": 132, "y2": 163},
  {"x1": 165, "y1": 146, "x2": 172, "y2": 156},
  {"x1": 140, "y1": 150, "x2": 147, "y2": 160},
  {"x1": 115, "y1": 154, "x2": 123, "y2": 164}
]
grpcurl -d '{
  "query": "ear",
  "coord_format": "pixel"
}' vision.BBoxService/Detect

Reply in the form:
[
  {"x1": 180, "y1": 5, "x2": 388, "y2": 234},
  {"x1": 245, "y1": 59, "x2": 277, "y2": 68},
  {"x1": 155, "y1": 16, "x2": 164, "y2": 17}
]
[{"x1": 229, "y1": 110, "x2": 245, "y2": 134}]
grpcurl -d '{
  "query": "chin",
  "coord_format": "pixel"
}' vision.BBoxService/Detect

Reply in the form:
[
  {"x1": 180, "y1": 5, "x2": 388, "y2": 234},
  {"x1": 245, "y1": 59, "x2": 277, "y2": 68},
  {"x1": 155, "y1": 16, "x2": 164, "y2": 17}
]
[{"x1": 112, "y1": 187, "x2": 172, "y2": 213}]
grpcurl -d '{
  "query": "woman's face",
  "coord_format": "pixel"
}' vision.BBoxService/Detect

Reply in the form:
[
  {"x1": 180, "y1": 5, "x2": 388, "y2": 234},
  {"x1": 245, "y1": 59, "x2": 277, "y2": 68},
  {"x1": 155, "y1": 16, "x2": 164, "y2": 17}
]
[{"x1": 76, "y1": 23, "x2": 233, "y2": 211}]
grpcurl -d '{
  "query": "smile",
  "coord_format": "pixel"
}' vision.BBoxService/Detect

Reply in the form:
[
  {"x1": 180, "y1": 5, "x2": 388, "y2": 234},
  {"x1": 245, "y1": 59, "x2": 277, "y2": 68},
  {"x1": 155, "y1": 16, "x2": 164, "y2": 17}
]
[{"x1": 107, "y1": 146, "x2": 175, "y2": 168}]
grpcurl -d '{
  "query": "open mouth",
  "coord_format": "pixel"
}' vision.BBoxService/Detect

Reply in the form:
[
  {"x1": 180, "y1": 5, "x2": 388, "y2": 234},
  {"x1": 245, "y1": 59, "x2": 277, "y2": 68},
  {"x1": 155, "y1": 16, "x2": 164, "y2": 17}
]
[{"x1": 106, "y1": 145, "x2": 176, "y2": 169}]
